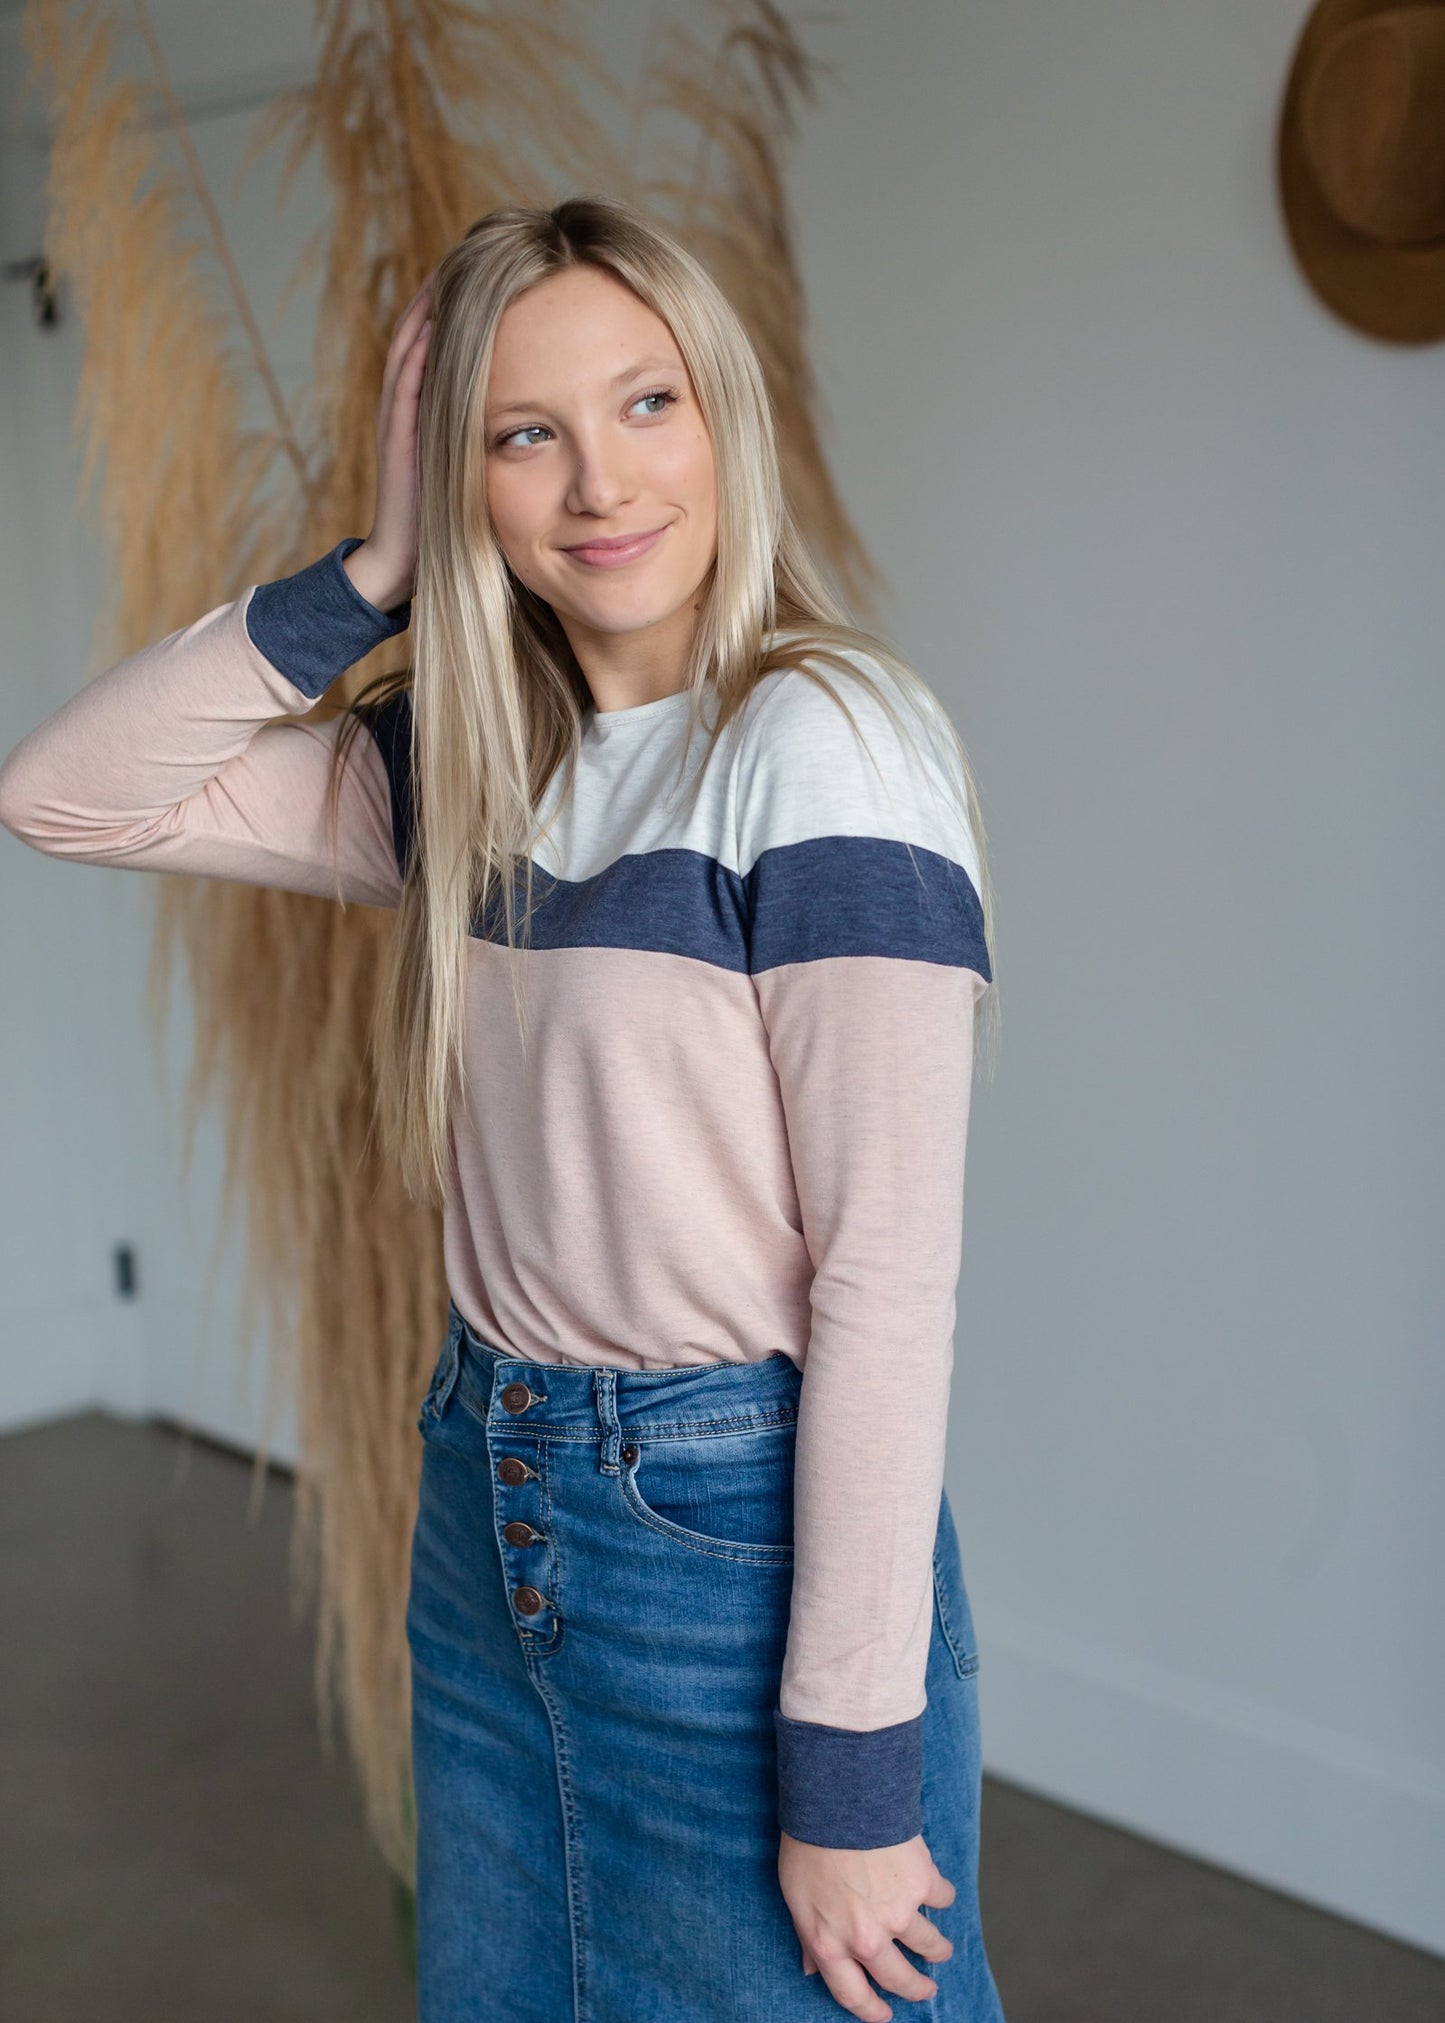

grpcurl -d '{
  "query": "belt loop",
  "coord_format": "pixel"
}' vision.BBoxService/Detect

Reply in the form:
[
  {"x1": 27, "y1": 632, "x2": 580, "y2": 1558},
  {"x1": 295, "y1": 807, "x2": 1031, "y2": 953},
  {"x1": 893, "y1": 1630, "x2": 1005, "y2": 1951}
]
[{"x1": 594, "y1": 1368, "x2": 622, "y2": 1474}]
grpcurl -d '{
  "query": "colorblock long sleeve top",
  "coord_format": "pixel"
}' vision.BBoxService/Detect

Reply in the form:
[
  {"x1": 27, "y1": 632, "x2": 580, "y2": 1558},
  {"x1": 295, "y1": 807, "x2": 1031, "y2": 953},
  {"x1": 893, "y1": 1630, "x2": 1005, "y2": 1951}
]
[{"x1": 0, "y1": 539, "x2": 991, "y2": 1850}]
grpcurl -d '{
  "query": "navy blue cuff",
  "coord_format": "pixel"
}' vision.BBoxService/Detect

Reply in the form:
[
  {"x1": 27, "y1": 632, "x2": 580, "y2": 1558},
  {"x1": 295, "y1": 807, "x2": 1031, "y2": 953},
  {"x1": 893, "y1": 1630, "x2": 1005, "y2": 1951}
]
[
  {"x1": 244, "y1": 536, "x2": 411, "y2": 700},
  {"x1": 773, "y1": 1707, "x2": 924, "y2": 1849}
]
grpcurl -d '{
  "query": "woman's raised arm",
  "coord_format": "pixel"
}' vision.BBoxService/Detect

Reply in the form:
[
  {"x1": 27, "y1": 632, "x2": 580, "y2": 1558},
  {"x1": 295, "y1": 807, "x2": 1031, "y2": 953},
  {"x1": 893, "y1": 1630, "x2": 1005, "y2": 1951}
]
[
  {"x1": 0, "y1": 541, "x2": 410, "y2": 907},
  {"x1": 0, "y1": 280, "x2": 435, "y2": 908}
]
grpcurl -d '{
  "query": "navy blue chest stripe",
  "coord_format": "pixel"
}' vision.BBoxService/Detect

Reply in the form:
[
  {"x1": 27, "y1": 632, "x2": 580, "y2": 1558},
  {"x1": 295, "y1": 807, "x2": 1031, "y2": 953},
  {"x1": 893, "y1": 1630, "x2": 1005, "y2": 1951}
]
[
  {"x1": 361, "y1": 698, "x2": 990, "y2": 978},
  {"x1": 478, "y1": 851, "x2": 752, "y2": 967},
  {"x1": 747, "y1": 835, "x2": 990, "y2": 978}
]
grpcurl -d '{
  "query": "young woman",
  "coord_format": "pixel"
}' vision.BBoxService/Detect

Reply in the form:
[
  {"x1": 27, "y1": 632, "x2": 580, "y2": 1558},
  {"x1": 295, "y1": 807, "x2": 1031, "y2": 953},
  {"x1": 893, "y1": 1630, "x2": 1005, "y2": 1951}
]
[{"x1": 0, "y1": 197, "x2": 1005, "y2": 2023}]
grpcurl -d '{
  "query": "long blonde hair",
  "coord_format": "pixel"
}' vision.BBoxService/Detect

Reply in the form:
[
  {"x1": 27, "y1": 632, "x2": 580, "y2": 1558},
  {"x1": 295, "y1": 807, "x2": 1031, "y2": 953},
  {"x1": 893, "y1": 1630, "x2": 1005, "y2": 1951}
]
[{"x1": 330, "y1": 194, "x2": 997, "y2": 1206}]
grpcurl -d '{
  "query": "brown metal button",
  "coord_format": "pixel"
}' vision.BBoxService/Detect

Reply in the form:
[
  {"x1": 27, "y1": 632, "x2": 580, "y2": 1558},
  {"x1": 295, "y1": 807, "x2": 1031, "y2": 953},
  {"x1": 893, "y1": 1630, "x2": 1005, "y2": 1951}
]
[
  {"x1": 621, "y1": 1444, "x2": 638, "y2": 1464},
  {"x1": 500, "y1": 1381, "x2": 541, "y2": 1414},
  {"x1": 513, "y1": 1585, "x2": 546, "y2": 1616},
  {"x1": 502, "y1": 1520, "x2": 539, "y2": 1547},
  {"x1": 496, "y1": 1455, "x2": 532, "y2": 1485}
]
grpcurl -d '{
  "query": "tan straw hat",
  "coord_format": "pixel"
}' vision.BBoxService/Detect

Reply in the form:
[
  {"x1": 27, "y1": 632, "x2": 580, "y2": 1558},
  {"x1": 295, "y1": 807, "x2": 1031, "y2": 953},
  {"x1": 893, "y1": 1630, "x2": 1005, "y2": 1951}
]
[{"x1": 1277, "y1": 0, "x2": 1445, "y2": 342}]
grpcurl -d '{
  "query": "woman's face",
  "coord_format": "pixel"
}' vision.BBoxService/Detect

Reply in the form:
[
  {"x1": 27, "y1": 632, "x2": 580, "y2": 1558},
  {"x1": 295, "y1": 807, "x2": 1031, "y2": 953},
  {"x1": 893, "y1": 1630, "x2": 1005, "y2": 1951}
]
[{"x1": 481, "y1": 264, "x2": 718, "y2": 678}]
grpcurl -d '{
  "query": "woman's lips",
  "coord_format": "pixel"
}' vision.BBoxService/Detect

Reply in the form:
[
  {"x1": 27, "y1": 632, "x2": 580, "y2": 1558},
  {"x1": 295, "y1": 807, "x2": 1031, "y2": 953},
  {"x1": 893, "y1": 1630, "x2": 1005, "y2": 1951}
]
[{"x1": 562, "y1": 525, "x2": 668, "y2": 568}]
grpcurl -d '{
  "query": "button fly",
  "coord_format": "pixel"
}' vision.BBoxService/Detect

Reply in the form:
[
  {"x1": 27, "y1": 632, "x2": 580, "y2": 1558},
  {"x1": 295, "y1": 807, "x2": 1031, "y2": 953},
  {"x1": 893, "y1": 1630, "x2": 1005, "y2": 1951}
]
[
  {"x1": 496, "y1": 1455, "x2": 534, "y2": 1485},
  {"x1": 500, "y1": 1381, "x2": 543, "y2": 1415},
  {"x1": 503, "y1": 1520, "x2": 540, "y2": 1547},
  {"x1": 513, "y1": 1585, "x2": 546, "y2": 1616}
]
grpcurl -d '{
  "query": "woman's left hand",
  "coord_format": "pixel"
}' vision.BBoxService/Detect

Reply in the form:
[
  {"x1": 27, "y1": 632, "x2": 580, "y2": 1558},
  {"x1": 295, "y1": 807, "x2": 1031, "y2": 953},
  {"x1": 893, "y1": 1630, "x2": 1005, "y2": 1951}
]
[{"x1": 777, "y1": 1830, "x2": 956, "y2": 2020}]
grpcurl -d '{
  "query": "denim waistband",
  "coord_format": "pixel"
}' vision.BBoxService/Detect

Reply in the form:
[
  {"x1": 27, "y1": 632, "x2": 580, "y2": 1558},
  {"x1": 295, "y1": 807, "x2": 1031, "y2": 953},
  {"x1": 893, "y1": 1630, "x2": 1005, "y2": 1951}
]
[{"x1": 439, "y1": 1296, "x2": 802, "y2": 1440}]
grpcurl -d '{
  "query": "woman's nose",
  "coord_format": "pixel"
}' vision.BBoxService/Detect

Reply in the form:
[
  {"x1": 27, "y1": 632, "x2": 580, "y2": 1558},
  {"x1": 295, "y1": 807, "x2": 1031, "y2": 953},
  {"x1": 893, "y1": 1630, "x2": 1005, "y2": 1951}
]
[{"x1": 564, "y1": 442, "x2": 635, "y2": 518}]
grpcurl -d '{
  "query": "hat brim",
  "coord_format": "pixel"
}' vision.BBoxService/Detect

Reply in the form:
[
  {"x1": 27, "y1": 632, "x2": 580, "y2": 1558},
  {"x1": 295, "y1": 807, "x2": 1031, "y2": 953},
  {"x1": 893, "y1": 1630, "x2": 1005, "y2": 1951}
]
[{"x1": 1277, "y1": 0, "x2": 1445, "y2": 344}]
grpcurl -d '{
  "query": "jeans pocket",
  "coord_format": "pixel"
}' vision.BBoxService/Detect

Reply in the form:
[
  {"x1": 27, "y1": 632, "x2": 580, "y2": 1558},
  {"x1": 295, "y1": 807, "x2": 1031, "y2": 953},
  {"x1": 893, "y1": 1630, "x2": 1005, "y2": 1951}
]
[
  {"x1": 932, "y1": 1489, "x2": 980, "y2": 1680},
  {"x1": 417, "y1": 1322, "x2": 462, "y2": 1436},
  {"x1": 618, "y1": 1420, "x2": 797, "y2": 1563}
]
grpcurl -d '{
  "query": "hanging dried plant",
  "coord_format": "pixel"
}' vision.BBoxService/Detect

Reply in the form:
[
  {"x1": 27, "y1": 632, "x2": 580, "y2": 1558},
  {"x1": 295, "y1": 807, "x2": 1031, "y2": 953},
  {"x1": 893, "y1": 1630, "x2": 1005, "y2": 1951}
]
[
  {"x1": 634, "y1": 0, "x2": 886, "y2": 617},
  {"x1": 21, "y1": 0, "x2": 879, "y2": 1887}
]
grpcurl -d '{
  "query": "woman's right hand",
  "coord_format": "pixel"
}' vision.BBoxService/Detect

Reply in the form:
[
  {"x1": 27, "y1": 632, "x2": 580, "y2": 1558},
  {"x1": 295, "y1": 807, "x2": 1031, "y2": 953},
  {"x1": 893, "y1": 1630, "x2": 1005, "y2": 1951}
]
[
  {"x1": 343, "y1": 275, "x2": 435, "y2": 614},
  {"x1": 778, "y1": 1832, "x2": 956, "y2": 2021}
]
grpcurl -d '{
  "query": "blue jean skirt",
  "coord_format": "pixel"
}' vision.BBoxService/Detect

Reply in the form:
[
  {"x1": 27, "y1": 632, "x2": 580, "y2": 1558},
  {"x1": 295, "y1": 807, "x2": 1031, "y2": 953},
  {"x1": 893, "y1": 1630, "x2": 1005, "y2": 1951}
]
[{"x1": 405, "y1": 1298, "x2": 1007, "y2": 2022}]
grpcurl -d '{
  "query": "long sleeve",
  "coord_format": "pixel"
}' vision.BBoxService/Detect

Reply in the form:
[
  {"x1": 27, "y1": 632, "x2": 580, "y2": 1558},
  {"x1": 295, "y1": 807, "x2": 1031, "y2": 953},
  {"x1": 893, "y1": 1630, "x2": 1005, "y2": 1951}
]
[
  {"x1": 0, "y1": 538, "x2": 411, "y2": 907},
  {"x1": 733, "y1": 655, "x2": 991, "y2": 1850}
]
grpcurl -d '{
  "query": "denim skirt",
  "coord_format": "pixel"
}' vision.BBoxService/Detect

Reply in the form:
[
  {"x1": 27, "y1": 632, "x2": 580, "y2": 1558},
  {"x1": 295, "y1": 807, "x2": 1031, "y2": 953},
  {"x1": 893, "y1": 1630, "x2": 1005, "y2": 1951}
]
[{"x1": 405, "y1": 1298, "x2": 1008, "y2": 2022}]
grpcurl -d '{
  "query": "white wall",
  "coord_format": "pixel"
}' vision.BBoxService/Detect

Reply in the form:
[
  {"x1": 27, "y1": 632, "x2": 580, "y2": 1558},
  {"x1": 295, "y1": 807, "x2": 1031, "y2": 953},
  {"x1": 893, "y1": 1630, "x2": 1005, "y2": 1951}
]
[
  {"x1": 781, "y1": 0, "x2": 1444, "y2": 1960},
  {"x1": 1, "y1": 0, "x2": 1440, "y2": 1959}
]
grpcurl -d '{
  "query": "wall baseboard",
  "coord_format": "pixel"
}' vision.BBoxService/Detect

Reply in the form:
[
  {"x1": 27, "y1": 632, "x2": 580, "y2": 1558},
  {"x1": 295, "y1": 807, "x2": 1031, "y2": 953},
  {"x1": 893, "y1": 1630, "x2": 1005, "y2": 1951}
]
[{"x1": 977, "y1": 1606, "x2": 1445, "y2": 1959}]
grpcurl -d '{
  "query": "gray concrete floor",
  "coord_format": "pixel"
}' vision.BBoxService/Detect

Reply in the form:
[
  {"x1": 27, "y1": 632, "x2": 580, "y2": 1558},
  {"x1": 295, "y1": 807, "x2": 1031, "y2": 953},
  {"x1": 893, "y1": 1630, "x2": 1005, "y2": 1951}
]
[{"x1": 2, "y1": 1409, "x2": 1441, "y2": 2022}]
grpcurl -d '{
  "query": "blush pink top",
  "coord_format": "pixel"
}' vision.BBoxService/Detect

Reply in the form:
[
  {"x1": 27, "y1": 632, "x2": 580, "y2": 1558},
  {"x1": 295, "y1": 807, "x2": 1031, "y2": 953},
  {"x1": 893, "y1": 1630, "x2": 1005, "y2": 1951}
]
[{"x1": 0, "y1": 538, "x2": 991, "y2": 1849}]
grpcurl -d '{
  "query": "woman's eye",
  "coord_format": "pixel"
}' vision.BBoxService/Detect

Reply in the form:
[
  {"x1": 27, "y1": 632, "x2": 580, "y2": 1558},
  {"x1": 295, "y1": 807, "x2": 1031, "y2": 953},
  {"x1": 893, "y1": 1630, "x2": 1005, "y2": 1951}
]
[
  {"x1": 494, "y1": 387, "x2": 678, "y2": 451},
  {"x1": 630, "y1": 387, "x2": 679, "y2": 418}
]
